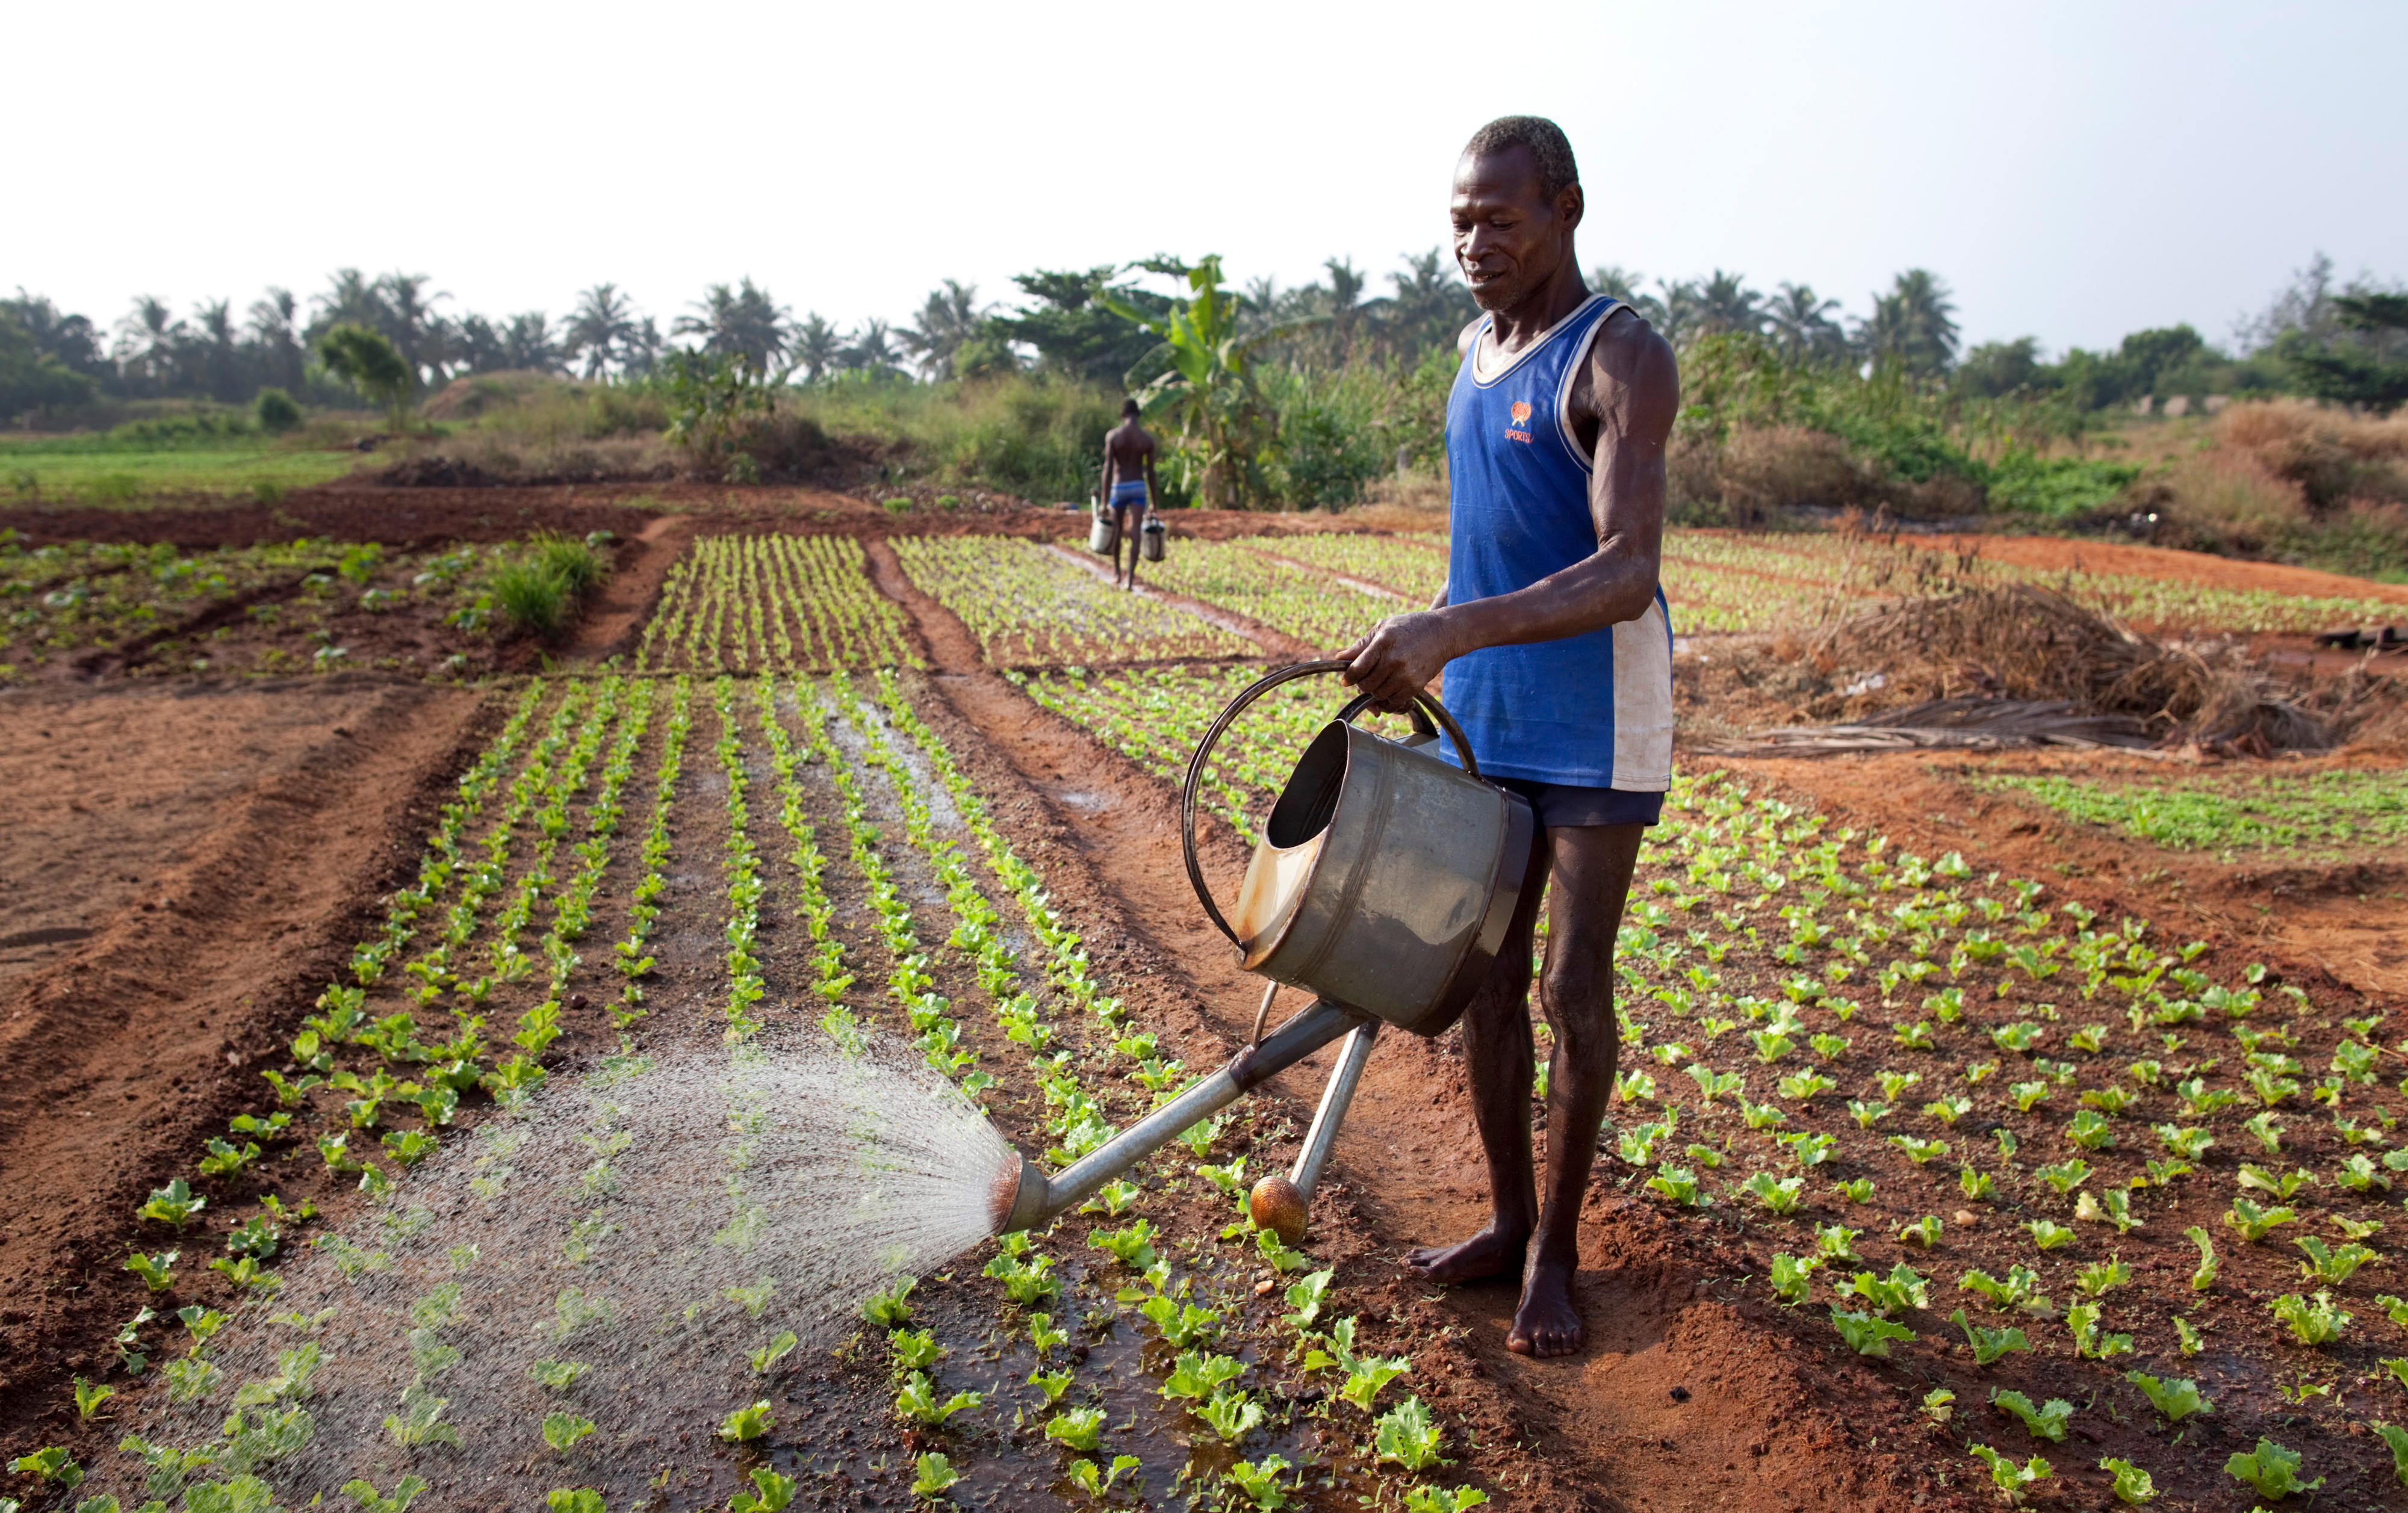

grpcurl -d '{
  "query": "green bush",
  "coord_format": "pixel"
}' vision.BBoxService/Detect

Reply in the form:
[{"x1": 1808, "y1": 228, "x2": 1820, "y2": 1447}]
[
  {"x1": 533, "y1": 533, "x2": 609, "y2": 597},
  {"x1": 255, "y1": 388, "x2": 303, "y2": 433}
]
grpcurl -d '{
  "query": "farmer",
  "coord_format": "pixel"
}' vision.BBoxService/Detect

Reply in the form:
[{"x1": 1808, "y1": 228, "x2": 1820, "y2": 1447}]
[
  {"x1": 1098, "y1": 398, "x2": 1159, "y2": 590},
  {"x1": 1339, "y1": 114, "x2": 1677, "y2": 1358}
]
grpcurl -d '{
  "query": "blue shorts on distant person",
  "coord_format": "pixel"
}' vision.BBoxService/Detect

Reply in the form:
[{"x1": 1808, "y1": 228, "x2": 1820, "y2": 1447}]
[
  {"x1": 1108, "y1": 480, "x2": 1149, "y2": 522},
  {"x1": 1496, "y1": 776, "x2": 1663, "y2": 829}
]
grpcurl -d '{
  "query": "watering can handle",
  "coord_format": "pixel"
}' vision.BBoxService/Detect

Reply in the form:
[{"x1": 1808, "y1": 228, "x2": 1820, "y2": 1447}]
[{"x1": 1180, "y1": 658, "x2": 1481, "y2": 947}]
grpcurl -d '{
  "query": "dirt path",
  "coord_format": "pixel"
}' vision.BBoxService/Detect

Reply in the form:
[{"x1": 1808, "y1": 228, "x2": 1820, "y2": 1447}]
[
  {"x1": 566, "y1": 512, "x2": 695, "y2": 663},
  {"x1": 864, "y1": 539, "x2": 1913, "y2": 1511},
  {"x1": 0, "y1": 676, "x2": 487, "y2": 1426}
]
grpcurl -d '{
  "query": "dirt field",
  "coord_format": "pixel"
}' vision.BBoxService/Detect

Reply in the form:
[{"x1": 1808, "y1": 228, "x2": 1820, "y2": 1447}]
[{"x1": 3, "y1": 486, "x2": 2404, "y2": 1511}]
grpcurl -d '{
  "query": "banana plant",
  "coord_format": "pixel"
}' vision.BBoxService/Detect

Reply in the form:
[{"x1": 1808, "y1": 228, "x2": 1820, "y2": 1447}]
[{"x1": 1100, "y1": 256, "x2": 1321, "y2": 509}]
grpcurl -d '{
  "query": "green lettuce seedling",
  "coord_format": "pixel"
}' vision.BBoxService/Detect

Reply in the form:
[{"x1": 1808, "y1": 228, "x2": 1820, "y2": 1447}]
[
  {"x1": 751, "y1": 1331, "x2": 799, "y2": 1376},
  {"x1": 2073, "y1": 1257, "x2": 2132, "y2": 1298},
  {"x1": 1044, "y1": 1406, "x2": 1103, "y2": 1452},
  {"x1": 1373, "y1": 1397, "x2": 1444, "y2": 1473},
  {"x1": 1028, "y1": 1312, "x2": 1070, "y2": 1357},
  {"x1": 1834, "y1": 1178, "x2": 1873, "y2": 1203},
  {"x1": 2271, "y1": 1291, "x2": 2350, "y2": 1346},
  {"x1": 1830, "y1": 1310, "x2": 1913, "y2": 1357},
  {"x1": 341, "y1": 1474, "x2": 429, "y2": 1513},
  {"x1": 2066, "y1": 1301, "x2": 2132, "y2": 1360},
  {"x1": 1922, "y1": 1387, "x2": 1956, "y2": 1424},
  {"x1": 1966, "y1": 1444, "x2": 2050, "y2": 1506},
  {"x1": 1835, "y1": 1263, "x2": 1928, "y2": 1316},
  {"x1": 1949, "y1": 1309, "x2": 2031, "y2": 1365},
  {"x1": 2035, "y1": 1158, "x2": 2090, "y2": 1195},
  {"x1": 541, "y1": 1413, "x2": 595, "y2": 1452},
  {"x1": 1958, "y1": 1167, "x2": 1994, "y2": 1201},
  {"x1": 385, "y1": 1385, "x2": 461, "y2": 1449},
  {"x1": 893, "y1": 1373, "x2": 978, "y2": 1428},
  {"x1": 889, "y1": 1329, "x2": 942, "y2": 1373},
  {"x1": 2098, "y1": 1456, "x2": 2155, "y2": 1506},
  {"x1": 2123, "y1": 1370, "x2": 2209, "y2": 1424},
  {"x1": 1769, "y1": 1253, "x2": 1822, "y2": 1306},
  {"x1": 1139, "y1": 1294, "x2": 1220, "y2": 1349},
  {"x1": 1898, "y1": 1215, "x2": 1942, "y2": 1248},
  {"x1": 138, "y1": 1180, "x2": 205, "y2": 1231},
  {"x1": 1283, "y1": 1268, "x2": 1334, "y2": 1331},
  {"x1": 1089, "y1": 1221, "x2": 1158, "y2": 1270},
  {"x1": 1199, "y1": 1388, "x2": 1264, "y2": 1443},
  {"x1": 719, "y1": 1400, "x2": 776, "y2": 1441},
  {"x1": 1162, "y1": 1351, "x2": 1244, "y2": 1403},
  {"x1": 1739, "y1": 1173, "x2": 1804, "y2": 1216},
  {"x1": 2371, "y1": 1422, "x2": 2408, "y2": 1490},
  {"x1": 1028, "y1": 1368, "x2": 1072, "y2": 1405},
  {"x1": 2238, "y1": 1163, "x2": 2312, "y2": 1199},
  {"x1": 2026, "y1": 1219, "x2": 2076, "y2": 1251},
  {"x1": 123, "y1": 1251, "x2": 178, "y2": 1293},
  {"x1": 543, "y1": 1490, "x2": 603, "y2": 1513},
  {"x1": 528, "y1": 1360, "x2": 587, "y2": 1390},
  {"x1": 862, "y1": 1276, "x2": 916, "y2": 1328},
  {"x1": 2293, "y1": 1236, "x2": 2377, "y2": 1284},
  {"x1": 1989, "y1": 1390, "x2": 2071, "y2": 1442},
  {"x1": 732, "y1": 1467, "x2": 796, "y2": 1512},
  {"x1": 2224, "y1": 1437, "x2": 2320, "y2": 1499}
]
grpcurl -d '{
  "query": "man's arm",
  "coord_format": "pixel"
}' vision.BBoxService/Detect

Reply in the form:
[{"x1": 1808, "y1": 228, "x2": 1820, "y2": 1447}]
[{"x1": 1339, "y1": 312, "x2": 1677, "y2": 708}]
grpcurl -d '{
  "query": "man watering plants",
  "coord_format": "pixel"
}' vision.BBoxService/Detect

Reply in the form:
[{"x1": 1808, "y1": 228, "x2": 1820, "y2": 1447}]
[
  {"x1": 1098, "y1": 397, "x2": 1159, "y2": 590},
  {"x1": 1338, "y1": 114, "x2": 1677, "y2": 1358}
]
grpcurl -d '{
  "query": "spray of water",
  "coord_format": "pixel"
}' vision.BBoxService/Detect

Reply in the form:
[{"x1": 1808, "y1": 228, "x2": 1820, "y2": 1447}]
[{"x1": 108, "y1": 1034, "x2": 1015, "y2": 1508}]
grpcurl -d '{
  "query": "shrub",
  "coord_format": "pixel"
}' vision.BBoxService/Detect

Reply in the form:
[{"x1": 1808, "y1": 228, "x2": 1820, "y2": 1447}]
[{"x1": 255, "y1": 388, "x2": 303, "y2": 432}]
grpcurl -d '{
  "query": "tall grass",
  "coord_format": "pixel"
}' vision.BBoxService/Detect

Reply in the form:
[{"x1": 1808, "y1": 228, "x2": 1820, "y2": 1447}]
[
  {"x1": 495, "y1": 534, "x2": 612, "y2": 639},
  {"x1": 788, "y1": 373, "x2": 1117, "y2": 503}
]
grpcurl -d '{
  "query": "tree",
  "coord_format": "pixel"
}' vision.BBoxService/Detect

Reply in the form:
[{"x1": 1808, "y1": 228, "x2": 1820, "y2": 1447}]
[
  {"x1": 114, "y1": 296, "x2": 185, "y2": 394},
  {"x1": 499, "y1": 313, "x2": 565, "y2": 373},
  {"x1": 1693, "y1": 271, "x2": 1766, "y2": 339},
  {"x1": 674, "y1": 279, "x2": 792, "y2": 374},
  {"x1": 1856, "y1": 268, "x2": 1960, "y2": 377},
  {"x1": 842, "y1": 318, "x2": 906, "y2": 379},
  {"x1": 1768, "y1": 283, "x2": 1846, "y2": 365},
  {"x1": 1101, "y1": 254, "x2": 1319, "y2": 509},
  {"x1": 247, "y1": 289, "x2": 305, "y2": 392},
  {"x1": 988, "y1": 267, "x2": 1164, "y2": 385},
  {"x1": 0, "y1": 306, "x2": 97, "y2": 419},
  {"x1": 2285, "y1": 292, "x2": 2408, "y2": 413},
  {"x1": 562, "y1": 284, "x2": 638, "y2": 380},
  {"x1": 789, "y1": 313, "x2": 845, "y2": 383},
  {"x1": 1383, "y1": 249, "x2": 1478, "y2": 357},
  {"x1": 898, "y1": 279, "x2": 988, "y2": 380},
  {"x1": 1955, "y1": 337, "x2": 2046, "y2": 398},
  {"x1": 4, "y1": 291, "x2": 108, "y2": 379},
  {"x1": 374, "y1": 273, "x2": 447, "y2": 387},
  {"x1": 310, "y1": 268, "x2": 386, "y2": 341},
  {"x1": 192, "y1": 299, "x2": 242, "y2": 401},
  {"x1": 317, "y1": 323, "x2": 414, "y2": 428}
]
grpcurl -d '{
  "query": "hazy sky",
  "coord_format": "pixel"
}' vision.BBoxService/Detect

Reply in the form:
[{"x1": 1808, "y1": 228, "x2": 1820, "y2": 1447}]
[{"x1": 11, "y1": 1, "x2": 2402, "y2": 358}]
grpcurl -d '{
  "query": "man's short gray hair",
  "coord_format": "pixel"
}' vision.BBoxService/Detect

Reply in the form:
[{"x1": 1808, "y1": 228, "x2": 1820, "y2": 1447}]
[{"x1": 1462, "y1": 116, "x2": 1579, "y2": 200}]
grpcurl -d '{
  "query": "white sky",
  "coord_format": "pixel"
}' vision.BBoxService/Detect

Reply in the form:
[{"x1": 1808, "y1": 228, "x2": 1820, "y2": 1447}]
[{"x1": 10, "y1": 1, "x2": 2403, "y2": 358}]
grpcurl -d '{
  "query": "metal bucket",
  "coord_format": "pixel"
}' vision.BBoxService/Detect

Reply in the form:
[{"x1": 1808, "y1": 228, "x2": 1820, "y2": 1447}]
[
  {"x1": 1182, "y1": 661, "x2": 1534, "y2": 1038},
  {"x1": 1088, "y1": 514, "x2": 1119, "y2": 555},
  {"x1": 1140, "y1": 518, "x2": 1165, "y2": 562}
]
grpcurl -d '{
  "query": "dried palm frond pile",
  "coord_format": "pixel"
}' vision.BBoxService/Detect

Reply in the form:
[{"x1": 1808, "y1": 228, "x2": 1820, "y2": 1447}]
[{"x1": 1715, "y1": 584, "x2": 2362, "y2": 756}]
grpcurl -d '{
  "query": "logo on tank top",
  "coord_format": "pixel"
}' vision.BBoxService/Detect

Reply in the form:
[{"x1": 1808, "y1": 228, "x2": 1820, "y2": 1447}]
[{"x1": 1506, "y1": 400, "x2": 1534, "y2": 444}]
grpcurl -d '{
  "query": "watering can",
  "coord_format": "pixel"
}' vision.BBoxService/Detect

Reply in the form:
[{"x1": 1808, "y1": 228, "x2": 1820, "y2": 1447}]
[
  {"x1": 1087, "y1": 504, "x2": 1119, "y2": 555},
  {"x1": 1140, "y1": 517, "x2": 1166, "y2": 562},
  {"x1": 991, "y1": 661, "x2": 1536, "y2": 1241}
]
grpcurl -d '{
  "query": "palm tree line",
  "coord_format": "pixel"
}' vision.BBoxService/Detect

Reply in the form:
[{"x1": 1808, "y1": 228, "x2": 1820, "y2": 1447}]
[{"x1": 5, "y1": 256, "x2": 1966, "y2": 412}]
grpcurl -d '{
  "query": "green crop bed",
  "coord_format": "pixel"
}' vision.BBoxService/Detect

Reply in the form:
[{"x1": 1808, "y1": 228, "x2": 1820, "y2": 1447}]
[{"x1": 1981, "y1": 769, "x2": 2408, "y2": 855}]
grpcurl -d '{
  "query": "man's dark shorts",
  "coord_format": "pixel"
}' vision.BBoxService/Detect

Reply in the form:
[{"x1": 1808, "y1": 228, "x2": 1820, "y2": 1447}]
[{"x1": 1497, "y1": 777, "x2": 1663, "y2": 829}]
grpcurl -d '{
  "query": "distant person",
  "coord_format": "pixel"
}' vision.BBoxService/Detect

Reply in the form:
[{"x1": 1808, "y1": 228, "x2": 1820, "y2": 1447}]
[
  {"x1": 1098, "y1": 398, "x2": 1159, "y2": 590},
  {"x1": 1339, "y1": 114, "x2": 1677, "y2": 1359}
]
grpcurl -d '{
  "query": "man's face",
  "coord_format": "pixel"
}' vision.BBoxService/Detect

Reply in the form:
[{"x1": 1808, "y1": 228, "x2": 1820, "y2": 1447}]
[{"x1": 1451, "y1": 145, "x2": 1581, "y2": 314}]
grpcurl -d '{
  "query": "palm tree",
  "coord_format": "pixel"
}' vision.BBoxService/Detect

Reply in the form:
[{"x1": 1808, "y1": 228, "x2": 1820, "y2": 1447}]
[
  {"x1": 898, "y1": 279, "x2": 987, "y2": 380},
  {"x1": 562, "y1": 284, "x2": 638, "y2": 380},
  {"x1": 843, "y1": 318, "x2": 904, "y2": 377},
  {"x1": 1588, "y1": 265, "x2": 1668, "y2": 330},
  {"x1": 1693, "y1": 270, "x2": 1766, "y2": 338},
  {"x1": 247, "y1": 289, "x2": 304, "y2": 392},
  {"x1": 192, "y1": 299, "x2": 241, "y2": 401},
  {"x1": 114, "y1": 296, "x2": 184, "y2": 393},
  {"x1": 309, "y1": 268, "x2": 385, "y2": 343},
  {"x1": 500, "y1": 313, "x2": 565, "y2": 373},
  {"x1": 790, "y1": 313, "x2": 844, "y2": 383},
  {"x1": 621, "y1": 317, "x2": 663, "y2": 377},
  {"x1": 1768, "y1": 282, "x2": 1846, "y2": 365},
  {"x1": 374, "y1": 272, "x2": 447, "y2": 389},
  {"x1": 1385, "y1": 249, "x2": 1476, "y2": 354},
  {"x1": 673, "y1": 279, "x2": 792, "y2": 373},
  {"x1": 1855, "y1": 268, "x2": 1960, "y2": 377}
]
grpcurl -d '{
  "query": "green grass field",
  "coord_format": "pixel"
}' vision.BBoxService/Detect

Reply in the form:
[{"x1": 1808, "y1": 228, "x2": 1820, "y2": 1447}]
[{"x1": 1, "y1": 445, "x2": 364, "y2": 503}]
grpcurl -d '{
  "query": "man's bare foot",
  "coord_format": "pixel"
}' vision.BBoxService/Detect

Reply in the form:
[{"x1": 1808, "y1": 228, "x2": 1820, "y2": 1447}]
[
  {"x1": 1403, "y1": 1224, "x2": 1527, "y2": 1284},
  {"x1": 1507, "y1": 1255, "x2": 1583, "y2": 1357}
]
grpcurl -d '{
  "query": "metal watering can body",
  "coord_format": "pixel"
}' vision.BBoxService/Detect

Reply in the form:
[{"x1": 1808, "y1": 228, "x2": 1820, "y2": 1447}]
[{"x1": 995, "y1": 662, "x2": 1536, "y2": 1239}]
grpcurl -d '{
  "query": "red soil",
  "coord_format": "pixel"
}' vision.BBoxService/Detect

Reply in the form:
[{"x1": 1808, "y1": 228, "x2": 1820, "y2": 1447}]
[
  {"x1": 1894, "y1": 530, "x2": 2408, "y2": 608},
  {"x1": 0, "y1": 676, "x2": 485, "y2": 1420}
]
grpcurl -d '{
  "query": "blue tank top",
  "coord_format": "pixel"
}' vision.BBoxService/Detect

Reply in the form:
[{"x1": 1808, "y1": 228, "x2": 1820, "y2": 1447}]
[{"x1": 1439, "y1": 294, "x2": 1674, "y2": 791}]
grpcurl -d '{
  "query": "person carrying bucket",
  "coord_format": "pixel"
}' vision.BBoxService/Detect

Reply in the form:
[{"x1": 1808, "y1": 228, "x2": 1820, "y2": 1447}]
[
  {"x1": 1339, "y1": 114, "x2": 1677, "y2": 1359},
  {"x1": 1097, "y1": 397, "x2": 1159, "y2": 590}
]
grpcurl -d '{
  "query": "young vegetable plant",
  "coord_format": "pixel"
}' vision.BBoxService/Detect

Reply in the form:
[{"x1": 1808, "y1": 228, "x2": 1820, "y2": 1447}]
[
  {"x1": 731, "y1": 1468, "x2": 797, "y2": 1512},
  {"x1": 1988, "y1": 1390, "x2": 2072, "y2": 1443},
  {"x1": 2270, "y1": 1292, "x2": 2350, "y2": 1346},
  {"x1": 719, "y1": 1400, "x2": 776, "y2": 1441},
  {"x1": 1373, "y1": 1397, "x2": 1444, "y2": 1473},
  {"x1": 893, "y1": 1373, "x2": 979, "y2": 1428},
  {"x1": 2224, "y1": 1438, "x2": 2321, "y2": 1500},
  {"x1": 2097, "y1": 1457, "x2": 2155, "y2": 1506},
  {"x1": 1045, "y1": 1406, "x2": 1105, "y2": 1452},
  {"x1": 1949, "y1": 1310, "x2": 2031, "y2": 1365},
  {"x1": 1830, "y1": 1310, "x2": 1913, "y2": 1357},
  {"x1": 1966, "y1": 1444, "x2": 2050, "y2": 1506},
  {"x1": 123, "y1": 1250, "x2": 178, "y2": 1293},
  {"x1": 2123, "y1": 1371, "x2": 2210, "y2": 1424}
]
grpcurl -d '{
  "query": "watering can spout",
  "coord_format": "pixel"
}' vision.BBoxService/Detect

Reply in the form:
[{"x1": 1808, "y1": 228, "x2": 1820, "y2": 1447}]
[{"x1": 987, "y1": 997, "x2": 1368, "y2": 1236}]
